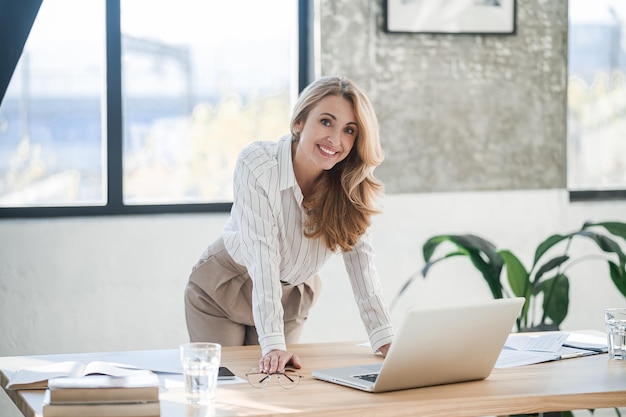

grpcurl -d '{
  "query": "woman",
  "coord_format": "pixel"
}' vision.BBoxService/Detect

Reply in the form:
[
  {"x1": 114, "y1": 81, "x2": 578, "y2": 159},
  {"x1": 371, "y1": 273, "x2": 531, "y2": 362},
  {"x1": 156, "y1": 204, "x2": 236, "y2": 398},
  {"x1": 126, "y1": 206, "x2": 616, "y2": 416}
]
[{"x1": 185, "y1": 75, "x2": 394, "y2": 374}]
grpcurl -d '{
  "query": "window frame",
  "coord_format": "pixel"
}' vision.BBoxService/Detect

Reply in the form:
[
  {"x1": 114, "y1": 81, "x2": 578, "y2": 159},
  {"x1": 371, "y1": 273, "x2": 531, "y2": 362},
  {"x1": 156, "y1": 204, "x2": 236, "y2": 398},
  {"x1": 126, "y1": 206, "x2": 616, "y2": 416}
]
[
  {"x1": 569, "y1": 190, "x2": 626, "y2": 202},
  {"x1": 0, "y1": 0, "x2": 311, "y2": 218}
]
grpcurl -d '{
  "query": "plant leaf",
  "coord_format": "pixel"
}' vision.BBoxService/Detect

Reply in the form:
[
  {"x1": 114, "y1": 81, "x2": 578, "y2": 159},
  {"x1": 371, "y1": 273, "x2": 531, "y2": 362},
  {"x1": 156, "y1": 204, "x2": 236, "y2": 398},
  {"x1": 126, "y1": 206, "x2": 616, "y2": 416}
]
[
  {"x1": 578, "y1": 230, "x2": 626, "y2": 266},
  {"x1": 421, "y1": 234, "x2": 503, "y2": 299},
  {"x1": 539, "y1": 274, "x2": 569, "y2": 327},
  {"x1": 499, "y1": 249, "x2": 530, "y2": 330},
  {"x1": 464, "y1": 249, "x2": 504, "y2": 299},
  {"x1": 453, "y1": 234, "x2": 497, "y2": 254},
  {"x1": 499, "y1": 249, "x2": 529, "y2": 298},
  {"x1": 533, "y1": 233, "x2": 573, "y2": 265},
  {"x1": 422, "y1": 235, "x2": 452, "y2": 262},
  {"x1": 452, "y1": 235, "x2": 503, "y2": 298},
  {"x1": 533, "y1": 255, "x2": 570, "y2": 283},
  {"x1": 609, "y1": 261, "x2": 626, "y2": 298},
  {"x1": 421, "y1": 252, "x2": 465, "y2": 277},
  {"x1": 585, "y1": 221, "x2": 626, "y2": 240}
]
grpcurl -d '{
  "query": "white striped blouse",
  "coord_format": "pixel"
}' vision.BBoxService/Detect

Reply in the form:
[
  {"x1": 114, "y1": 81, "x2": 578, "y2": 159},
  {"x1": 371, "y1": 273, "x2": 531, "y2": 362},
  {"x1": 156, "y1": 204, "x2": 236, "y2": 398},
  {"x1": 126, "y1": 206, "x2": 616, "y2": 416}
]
[{"x1": 223, "y1": 135, "x2": 394, "y2": 356}]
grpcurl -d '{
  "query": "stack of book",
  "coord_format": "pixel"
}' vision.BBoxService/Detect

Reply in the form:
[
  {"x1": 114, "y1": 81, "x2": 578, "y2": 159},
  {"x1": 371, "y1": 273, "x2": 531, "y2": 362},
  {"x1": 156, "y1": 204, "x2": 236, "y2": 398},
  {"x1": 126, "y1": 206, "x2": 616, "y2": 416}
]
[{"x1": 42, "y1": 373, "x2": 161, "y2": 417}]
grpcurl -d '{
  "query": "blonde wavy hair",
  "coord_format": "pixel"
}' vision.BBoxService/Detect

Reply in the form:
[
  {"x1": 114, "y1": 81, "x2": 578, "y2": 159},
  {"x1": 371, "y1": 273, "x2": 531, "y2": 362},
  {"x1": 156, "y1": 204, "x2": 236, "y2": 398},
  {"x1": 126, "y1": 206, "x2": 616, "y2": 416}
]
[{"x1": 290, "y1": 76, "x2": 384, "y2": 252}]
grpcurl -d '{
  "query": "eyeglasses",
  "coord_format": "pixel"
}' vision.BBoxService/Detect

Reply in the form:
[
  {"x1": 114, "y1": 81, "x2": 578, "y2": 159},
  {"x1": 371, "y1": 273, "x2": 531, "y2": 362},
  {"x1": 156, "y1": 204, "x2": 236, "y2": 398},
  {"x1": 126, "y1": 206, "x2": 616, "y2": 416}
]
[{"x1": 245, "y1": 368, "x2": 302, "y2": 389}]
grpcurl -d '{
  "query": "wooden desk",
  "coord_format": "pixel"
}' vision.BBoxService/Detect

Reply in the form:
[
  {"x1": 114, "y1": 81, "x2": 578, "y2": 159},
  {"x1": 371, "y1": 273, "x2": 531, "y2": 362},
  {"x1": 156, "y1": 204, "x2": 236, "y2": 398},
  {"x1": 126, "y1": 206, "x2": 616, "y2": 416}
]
[{"x1": 2, "y1": 341, "x2": 626, "y2": 417}]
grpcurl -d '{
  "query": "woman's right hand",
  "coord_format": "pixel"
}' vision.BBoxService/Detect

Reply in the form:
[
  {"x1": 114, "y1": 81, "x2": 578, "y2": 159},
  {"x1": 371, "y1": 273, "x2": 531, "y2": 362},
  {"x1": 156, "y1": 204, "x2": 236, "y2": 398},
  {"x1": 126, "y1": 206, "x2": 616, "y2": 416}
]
[
  {"x1": 379, "y1": 343, "x2": 391, "y2": 357},
  {"x1": 259, "y1": 349, "x2": 302, "y2": 373}
]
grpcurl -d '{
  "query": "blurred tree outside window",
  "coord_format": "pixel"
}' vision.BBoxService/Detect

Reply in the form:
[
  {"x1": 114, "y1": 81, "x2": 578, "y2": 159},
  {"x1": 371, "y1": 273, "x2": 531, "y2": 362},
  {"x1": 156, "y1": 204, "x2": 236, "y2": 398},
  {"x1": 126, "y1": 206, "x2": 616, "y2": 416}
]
[{"x1": 0, "y1": 0, "x2": 105, "y2": 207}]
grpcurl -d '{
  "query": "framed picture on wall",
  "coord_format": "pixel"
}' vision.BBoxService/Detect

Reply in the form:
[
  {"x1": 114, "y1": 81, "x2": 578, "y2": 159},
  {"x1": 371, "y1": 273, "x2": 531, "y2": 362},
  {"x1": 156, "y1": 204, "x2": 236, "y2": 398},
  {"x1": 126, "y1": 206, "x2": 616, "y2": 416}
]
[{"x1": 385, "y1": 0, "x2": 516, "y2": 35}]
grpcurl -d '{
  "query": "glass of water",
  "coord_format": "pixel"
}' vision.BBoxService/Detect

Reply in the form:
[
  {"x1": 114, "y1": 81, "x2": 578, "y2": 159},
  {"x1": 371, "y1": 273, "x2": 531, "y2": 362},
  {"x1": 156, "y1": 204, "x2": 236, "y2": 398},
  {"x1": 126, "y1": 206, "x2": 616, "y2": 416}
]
[
  {"x1": 180, "y1": 342, "x2": 222, "y2": 404},
  {"x1": 605, "y1": 308, "x2": 626, "y2": 360}
]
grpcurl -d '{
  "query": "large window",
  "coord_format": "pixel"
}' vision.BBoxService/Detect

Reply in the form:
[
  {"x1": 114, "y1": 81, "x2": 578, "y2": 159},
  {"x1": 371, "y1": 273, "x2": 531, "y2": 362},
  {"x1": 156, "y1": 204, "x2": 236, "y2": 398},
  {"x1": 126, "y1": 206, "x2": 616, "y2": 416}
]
[
  {"x1": 568, "y1": 0, "x2": 626, "y2": 200},
  {"x1": 0, "y1": 0, "x2": 307, "y2": 216}
]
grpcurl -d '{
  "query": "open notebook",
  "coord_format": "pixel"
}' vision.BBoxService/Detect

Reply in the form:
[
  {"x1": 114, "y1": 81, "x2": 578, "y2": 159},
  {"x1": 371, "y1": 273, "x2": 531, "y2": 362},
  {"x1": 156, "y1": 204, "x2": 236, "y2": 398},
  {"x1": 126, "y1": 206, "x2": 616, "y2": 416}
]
[{"x1": 312, "y1": 297, "x2": 525, "y2": 393}]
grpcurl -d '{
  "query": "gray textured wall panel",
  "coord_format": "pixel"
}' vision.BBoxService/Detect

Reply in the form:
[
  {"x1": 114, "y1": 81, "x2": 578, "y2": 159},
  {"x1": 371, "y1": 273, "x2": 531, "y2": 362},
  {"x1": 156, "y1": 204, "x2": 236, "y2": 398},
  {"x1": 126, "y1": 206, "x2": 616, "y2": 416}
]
[{"x1": 318, "y1": 0, "x2": 567, "y2": 193}]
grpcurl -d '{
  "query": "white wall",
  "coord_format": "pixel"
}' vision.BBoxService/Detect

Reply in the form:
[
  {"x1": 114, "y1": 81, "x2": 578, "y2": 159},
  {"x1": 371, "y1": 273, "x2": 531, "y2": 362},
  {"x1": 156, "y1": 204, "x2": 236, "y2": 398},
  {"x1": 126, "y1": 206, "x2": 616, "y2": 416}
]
[{"x1": 2, "y1": 189, "x2": 626, "y2": 417}]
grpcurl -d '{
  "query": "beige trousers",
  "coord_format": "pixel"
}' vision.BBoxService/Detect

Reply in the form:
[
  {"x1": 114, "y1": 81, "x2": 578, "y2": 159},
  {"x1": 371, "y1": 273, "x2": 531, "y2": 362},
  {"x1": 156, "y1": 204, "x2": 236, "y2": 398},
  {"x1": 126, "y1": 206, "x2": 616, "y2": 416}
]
[{"x1": 184, "y1": 237, "x2": 321, "y2": 347}]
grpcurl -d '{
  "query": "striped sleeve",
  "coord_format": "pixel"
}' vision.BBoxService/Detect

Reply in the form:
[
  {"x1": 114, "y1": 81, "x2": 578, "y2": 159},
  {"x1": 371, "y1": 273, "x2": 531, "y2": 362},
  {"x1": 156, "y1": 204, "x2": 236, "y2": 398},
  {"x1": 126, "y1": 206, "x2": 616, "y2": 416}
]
[
  {"x1": 231, "y1": 146, "x2": 286, "y2": 355},
  {"x1": 342, "y1": 230, "x2": 395, "y2": 352}
]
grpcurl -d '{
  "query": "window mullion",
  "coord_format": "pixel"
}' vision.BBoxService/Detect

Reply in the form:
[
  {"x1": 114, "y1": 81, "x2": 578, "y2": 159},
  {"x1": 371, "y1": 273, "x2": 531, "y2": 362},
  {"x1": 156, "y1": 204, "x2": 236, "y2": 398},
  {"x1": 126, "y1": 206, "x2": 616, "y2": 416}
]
[{"x1": 106, "y1": 0, "x2": 124, "y2": 211}]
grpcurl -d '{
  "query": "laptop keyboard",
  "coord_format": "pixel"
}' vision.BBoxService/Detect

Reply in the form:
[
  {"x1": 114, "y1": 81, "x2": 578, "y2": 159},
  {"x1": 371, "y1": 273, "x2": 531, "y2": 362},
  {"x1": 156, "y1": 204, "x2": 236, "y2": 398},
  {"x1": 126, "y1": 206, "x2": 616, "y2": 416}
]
[{"x1": 354, "y1": 373, "x2": 379, "y2": 383}]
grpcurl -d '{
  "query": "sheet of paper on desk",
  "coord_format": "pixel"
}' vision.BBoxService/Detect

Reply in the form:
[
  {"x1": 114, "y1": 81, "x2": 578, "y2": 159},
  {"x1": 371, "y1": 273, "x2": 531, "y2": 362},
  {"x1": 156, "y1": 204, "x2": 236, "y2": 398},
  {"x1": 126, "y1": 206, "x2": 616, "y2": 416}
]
[
  {"x1": 96, "y1": 349, "x2": 183, "y2": 374},
  {"x1": 563, "y1": 332, "x2": 608, "y2": 352},
  {"x1": 495, "y1": 332, "x2": 607, "y2": 368},
  {"x1": 503, "y1": 332, "x2": 568, "y2": 352}
]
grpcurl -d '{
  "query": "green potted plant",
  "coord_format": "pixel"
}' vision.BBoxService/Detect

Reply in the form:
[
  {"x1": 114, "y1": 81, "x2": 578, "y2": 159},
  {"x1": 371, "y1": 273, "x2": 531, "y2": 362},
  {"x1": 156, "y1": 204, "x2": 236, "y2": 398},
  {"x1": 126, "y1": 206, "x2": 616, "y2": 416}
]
[{"x1": 392, "y1": 221, "x2": 626, "y2": 332}]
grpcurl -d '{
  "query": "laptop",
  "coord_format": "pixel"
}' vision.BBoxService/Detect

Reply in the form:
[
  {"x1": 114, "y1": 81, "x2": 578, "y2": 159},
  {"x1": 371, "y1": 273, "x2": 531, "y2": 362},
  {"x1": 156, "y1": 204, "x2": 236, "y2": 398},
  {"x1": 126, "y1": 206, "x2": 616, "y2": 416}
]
[{"x1": 312, "y1": 297, "x2": 525, "y2": 393}]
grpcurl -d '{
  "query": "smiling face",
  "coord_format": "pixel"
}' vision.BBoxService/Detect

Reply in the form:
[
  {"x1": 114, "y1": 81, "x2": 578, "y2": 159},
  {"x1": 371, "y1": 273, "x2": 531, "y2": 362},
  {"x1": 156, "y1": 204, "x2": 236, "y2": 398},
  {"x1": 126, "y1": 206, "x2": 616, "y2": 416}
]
[{"x1": 293, "y1": 95, "x2": 358, "y2": 178}]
